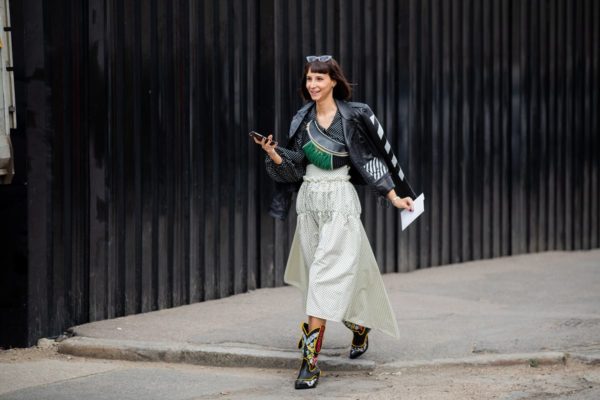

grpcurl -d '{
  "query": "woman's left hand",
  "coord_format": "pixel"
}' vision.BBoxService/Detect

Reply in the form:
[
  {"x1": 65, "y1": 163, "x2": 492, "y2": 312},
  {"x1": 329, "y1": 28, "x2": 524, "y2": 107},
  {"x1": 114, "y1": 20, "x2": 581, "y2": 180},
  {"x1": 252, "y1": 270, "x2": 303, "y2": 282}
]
[{"x1": 391, "y1": 196, "x2": 414, "y2": 211}]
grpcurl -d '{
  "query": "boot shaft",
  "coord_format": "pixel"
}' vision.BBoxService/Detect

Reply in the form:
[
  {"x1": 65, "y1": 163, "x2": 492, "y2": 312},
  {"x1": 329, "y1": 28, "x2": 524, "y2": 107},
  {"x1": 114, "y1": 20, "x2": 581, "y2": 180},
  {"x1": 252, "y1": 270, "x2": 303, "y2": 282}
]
[{"x1": 297, "y1": 322, "x2": 325, "y2": 367}]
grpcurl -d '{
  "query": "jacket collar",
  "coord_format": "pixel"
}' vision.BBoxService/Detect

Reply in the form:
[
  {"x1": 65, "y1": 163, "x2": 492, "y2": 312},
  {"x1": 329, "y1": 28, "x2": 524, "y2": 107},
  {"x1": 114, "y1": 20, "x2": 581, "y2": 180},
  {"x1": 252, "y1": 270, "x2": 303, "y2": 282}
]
[
  {"x1": 288, "y1": 102, "x2": 313, "y2": 137},
  {"x1": 335, "y1": 99, "x2": 355, "y2": 120},
  {"x1": 288, "y1": 99, "x2": 354, "y2": 138}
]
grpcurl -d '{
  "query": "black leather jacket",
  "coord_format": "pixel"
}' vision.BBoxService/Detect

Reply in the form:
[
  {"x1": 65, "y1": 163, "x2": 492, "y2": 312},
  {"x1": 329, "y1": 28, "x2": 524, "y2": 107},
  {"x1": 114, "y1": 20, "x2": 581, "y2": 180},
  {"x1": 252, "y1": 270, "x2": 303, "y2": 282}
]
[{"x1": 268, "y1": 99, "x2": 396, "y2": 220}]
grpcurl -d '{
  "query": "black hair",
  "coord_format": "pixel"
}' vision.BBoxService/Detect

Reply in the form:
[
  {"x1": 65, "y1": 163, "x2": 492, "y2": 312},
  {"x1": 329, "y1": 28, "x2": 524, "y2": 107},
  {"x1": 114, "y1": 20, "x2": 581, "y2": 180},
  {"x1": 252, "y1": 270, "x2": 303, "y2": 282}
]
[{"x1": 300, "y1": 57, "x2": 352, "y2": 101}]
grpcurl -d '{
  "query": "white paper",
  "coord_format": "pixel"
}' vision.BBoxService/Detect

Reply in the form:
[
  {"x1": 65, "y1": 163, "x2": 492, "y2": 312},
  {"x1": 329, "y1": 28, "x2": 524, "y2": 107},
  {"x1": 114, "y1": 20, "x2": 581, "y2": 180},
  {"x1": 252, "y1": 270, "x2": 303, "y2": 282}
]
[{"x1": 401, "y1": 193, "x2": 425, "y2": 231}]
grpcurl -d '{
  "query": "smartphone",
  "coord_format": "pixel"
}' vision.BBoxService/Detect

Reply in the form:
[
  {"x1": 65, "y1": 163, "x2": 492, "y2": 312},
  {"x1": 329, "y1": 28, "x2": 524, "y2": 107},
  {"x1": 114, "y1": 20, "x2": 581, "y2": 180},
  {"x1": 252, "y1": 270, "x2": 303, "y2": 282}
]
[{"x1": 249, "y1": 131, "x2": 277, "y2": 146}]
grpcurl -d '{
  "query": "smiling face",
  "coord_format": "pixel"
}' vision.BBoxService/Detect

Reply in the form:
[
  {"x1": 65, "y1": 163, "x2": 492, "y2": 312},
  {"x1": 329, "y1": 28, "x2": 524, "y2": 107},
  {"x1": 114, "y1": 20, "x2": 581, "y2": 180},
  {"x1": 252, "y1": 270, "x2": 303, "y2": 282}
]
[{"x1": 305, "y1": 68, "x2": 337, "y2": 103}]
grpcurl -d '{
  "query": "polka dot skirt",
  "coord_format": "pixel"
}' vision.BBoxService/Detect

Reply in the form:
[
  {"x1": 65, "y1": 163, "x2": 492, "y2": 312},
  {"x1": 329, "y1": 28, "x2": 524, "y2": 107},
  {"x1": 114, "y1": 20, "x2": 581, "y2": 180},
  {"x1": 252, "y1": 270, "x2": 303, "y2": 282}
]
[{"x1": 284, "y1": 164, "x2": 400, "y2": 339}]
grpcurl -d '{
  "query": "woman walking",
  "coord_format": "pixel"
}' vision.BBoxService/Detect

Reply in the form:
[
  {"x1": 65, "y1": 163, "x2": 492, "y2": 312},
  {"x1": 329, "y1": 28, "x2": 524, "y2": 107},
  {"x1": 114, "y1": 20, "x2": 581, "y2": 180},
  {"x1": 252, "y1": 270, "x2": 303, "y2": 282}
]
[{"x1": 254, "y1": 55, "x2": 415, "y2": 389}]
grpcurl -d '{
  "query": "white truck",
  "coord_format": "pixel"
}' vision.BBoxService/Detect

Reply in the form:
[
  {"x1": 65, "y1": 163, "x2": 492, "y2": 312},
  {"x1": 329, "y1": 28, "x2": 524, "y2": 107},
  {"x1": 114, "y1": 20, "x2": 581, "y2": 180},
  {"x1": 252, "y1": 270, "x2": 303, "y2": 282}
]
[{"x1": 0, "y1": 0, "x2": 16, "y2": 184}]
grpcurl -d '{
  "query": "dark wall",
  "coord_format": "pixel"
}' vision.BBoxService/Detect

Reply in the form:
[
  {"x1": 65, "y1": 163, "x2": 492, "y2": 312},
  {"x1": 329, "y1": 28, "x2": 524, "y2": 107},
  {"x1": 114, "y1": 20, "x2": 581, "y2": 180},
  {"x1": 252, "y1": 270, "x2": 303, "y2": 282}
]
[
  {"x1": 7, "y1": 0, "x2": 599, "y2": 346},
  {"x1": 0, "y1": 0, "x2": 30, "y2": 348},
  {"x1": 0, "y1": 185, "x2": 28, "y2": 348}
]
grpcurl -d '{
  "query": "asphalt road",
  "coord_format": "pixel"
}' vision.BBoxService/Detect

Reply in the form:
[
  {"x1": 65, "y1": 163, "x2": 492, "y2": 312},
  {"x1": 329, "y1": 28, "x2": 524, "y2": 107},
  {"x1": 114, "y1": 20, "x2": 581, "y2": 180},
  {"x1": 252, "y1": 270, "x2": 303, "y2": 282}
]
[{"x1": 1, "y1": 347, "x2": 600, "y2": 400}]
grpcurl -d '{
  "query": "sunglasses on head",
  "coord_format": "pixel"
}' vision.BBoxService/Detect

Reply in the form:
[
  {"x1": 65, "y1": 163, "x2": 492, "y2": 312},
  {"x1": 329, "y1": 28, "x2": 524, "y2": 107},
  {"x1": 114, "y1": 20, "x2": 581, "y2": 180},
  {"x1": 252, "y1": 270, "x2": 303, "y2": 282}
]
[{"x1": 306, "y1": 55, "x2": 332, "y2": 63}]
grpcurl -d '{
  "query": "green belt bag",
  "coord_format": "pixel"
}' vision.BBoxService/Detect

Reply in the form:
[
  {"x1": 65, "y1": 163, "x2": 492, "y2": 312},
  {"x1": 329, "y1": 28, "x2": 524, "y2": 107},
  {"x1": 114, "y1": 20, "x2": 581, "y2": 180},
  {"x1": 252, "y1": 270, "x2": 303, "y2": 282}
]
[{"x1": 302, "y1": 120, "x2": 349, "y2": 170}]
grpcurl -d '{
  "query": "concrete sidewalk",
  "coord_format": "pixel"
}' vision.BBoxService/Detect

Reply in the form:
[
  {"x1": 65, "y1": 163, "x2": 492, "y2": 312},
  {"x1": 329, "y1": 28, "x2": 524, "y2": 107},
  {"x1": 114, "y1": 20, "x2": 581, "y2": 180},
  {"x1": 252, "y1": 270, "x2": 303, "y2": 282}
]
[{"x1": 58, "y1": 250, "x2": 600, "y2": 371}]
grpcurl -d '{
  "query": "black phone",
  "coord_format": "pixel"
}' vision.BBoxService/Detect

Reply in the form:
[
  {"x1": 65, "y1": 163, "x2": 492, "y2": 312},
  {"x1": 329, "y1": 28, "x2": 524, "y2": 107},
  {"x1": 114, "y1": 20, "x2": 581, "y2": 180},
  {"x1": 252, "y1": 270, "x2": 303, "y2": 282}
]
[{"x1": 249, "y1": 131, "x2": 277, "y2": 146}]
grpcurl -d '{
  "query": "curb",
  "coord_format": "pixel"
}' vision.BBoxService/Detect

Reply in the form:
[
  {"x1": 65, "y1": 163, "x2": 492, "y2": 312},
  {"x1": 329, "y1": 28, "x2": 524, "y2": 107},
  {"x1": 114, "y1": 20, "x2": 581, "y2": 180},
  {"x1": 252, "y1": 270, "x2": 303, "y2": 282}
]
[
  {"x1": 57, "y1": 336, "x2": 376, "y2": 371},
  {"x1": 380, "y1": 352, "x2": 567, "y2": 371},
  {"x1": 57, "y1": 336, "x2": 587, "y2": 373},
  {"x1": 569, "y1": 353, "x2": 600, "y2": 365}
]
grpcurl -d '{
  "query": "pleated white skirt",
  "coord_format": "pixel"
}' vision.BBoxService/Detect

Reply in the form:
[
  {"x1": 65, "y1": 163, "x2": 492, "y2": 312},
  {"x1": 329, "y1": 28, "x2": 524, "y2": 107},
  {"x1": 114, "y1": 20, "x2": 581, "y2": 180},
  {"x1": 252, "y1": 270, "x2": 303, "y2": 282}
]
[{"x1": 284, "y1": 164, "x2": 400, "y2": 338}]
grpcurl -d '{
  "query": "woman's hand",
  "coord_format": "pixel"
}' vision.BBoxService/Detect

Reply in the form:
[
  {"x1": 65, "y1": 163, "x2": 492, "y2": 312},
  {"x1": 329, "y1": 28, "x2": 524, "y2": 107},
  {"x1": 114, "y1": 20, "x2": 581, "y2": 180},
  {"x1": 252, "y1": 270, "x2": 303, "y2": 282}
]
[
  {"x1": 387, "y1": 190, "x2": 414, "y2": 211},
  {"x1": 253, "y1": 134, "x2": 282, "y2": 164},
  {"x1": 391, "y1": 196, "x2": 414, "y2": 211}
]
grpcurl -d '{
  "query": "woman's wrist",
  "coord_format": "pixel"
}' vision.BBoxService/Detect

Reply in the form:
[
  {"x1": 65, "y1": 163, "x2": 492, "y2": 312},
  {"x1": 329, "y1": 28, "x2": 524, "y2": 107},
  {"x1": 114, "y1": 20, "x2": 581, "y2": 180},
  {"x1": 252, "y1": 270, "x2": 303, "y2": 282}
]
[
  {"x1": 268, "y1": 150, "x2": 282, "y2": 164},
  {"x1": 386, "y1": 190, "x2": 399, "y2": 203}
]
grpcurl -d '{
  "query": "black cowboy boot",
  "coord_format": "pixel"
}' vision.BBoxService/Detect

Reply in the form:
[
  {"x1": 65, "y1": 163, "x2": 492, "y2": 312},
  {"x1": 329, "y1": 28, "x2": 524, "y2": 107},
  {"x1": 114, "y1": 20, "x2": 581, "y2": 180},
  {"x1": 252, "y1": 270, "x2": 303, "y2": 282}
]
[
  {"x1": 294, "y1": 322, "x2": 325, "y2": 389},
  {"x1": 343, "y1": 321, "x2": 371, "y2": 359}
]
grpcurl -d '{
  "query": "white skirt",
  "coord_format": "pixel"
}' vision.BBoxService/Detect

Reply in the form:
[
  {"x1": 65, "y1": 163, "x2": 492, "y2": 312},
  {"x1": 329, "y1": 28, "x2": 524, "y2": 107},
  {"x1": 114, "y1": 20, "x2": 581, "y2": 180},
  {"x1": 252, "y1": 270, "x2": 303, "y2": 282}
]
[{"x1": 284, "y1": 164, "x2": 400, "y2": 338}]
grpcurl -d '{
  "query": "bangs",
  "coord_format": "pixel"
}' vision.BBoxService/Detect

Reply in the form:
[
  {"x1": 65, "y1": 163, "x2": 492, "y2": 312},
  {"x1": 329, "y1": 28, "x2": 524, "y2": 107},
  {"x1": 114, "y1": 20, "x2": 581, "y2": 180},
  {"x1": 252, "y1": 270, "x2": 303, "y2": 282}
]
[{"x1": 305, "y1": 61, "x2": 332, "y2": 75}]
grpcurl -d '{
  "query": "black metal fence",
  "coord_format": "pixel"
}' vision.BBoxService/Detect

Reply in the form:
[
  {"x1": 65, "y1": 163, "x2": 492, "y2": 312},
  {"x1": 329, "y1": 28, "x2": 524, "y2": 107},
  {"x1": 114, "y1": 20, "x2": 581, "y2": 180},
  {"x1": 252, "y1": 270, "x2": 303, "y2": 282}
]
[{"x1": 6, "y1": 0, "x2": 599, "y2": 346}]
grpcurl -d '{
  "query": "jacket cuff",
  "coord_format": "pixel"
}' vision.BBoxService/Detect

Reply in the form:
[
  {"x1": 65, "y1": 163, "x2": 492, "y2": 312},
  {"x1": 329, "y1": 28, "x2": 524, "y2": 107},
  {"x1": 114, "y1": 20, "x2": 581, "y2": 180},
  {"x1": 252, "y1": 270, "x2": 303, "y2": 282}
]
[{"x1": 373, "y1": 173, "x2": 395, "y2": 197}]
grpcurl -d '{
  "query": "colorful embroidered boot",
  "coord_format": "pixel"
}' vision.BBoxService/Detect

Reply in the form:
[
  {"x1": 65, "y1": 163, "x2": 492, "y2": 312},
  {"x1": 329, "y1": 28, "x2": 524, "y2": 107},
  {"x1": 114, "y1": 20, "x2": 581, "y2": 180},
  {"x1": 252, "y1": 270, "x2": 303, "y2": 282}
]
[
  {"x1": 343, "y1": 321, "x2": 371, "y2": 359},
  {"x1": 294, "y1": 322, "x2": 325, "y2": 390}
]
